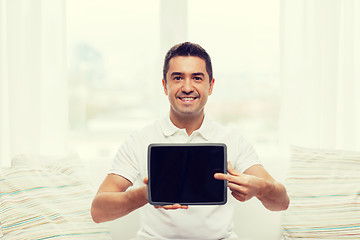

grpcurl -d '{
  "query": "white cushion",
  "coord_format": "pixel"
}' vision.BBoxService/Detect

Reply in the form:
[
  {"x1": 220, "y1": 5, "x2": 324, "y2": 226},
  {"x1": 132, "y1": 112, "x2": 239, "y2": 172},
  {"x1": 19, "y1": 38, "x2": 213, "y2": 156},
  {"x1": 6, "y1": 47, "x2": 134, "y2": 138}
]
[
  {"x1": 0, "y1": 154, "x2": 111, "y2": 239},
  {"x1": 281, "y1": 146, "x2": 360, "y2": 239}
]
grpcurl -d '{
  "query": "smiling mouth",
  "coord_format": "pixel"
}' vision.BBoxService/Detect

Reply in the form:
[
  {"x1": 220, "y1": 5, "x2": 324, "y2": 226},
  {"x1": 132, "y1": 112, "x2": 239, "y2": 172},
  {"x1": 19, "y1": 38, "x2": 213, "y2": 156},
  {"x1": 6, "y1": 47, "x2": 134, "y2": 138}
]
[{"x1": 178, "y1": 97, "x2": 197, "y2": 102}]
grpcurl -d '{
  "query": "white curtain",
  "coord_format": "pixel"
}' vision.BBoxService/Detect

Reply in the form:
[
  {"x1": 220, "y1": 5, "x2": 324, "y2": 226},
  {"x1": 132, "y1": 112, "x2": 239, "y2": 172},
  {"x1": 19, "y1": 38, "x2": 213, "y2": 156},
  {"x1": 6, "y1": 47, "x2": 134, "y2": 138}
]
[
  {"x1": 0, "y1": 0, "x2": 68, "y2": 167},
  {"x1": 279, "y1": 0, "x2": 360, "y2": 153}
]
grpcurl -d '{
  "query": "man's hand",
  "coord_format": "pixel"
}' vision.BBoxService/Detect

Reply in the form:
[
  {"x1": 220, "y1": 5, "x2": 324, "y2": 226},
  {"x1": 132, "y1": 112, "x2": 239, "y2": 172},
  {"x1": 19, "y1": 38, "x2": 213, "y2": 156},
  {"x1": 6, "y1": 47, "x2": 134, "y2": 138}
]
[
  {"x1": 91, "y1": 174, "x2": 148, "y2": 223},
  {"x1": 143, "y1": 177, "x2": 188, "y2": 210},
  {"x1": 214, "y1": 162, "x2": 289, "y2": 211},
  {"x1": 214, "y1": 162, "x2": 265, "y2": 202}
]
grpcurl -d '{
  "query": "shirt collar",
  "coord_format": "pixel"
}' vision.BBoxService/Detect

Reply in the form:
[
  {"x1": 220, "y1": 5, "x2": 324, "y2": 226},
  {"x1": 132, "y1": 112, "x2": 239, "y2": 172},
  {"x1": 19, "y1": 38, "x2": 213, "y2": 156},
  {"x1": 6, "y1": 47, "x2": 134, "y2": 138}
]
[
  {"x1": 197, "y1": 115, "x2": 215, "y2": 140},
  {"x1": 160, "y1": 115, "x2": 179, "y2": 137},
  {"x1": 160, "y1": 114, "x2": 215, "y2": 141}
]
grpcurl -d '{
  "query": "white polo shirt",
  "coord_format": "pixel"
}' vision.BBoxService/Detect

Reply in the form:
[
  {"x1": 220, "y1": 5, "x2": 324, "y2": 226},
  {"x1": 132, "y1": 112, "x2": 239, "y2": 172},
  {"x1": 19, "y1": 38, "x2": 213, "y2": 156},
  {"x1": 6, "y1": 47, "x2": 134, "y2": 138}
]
[{"x1": 109, "y1": 115, "x2": 261, "y2": 240}]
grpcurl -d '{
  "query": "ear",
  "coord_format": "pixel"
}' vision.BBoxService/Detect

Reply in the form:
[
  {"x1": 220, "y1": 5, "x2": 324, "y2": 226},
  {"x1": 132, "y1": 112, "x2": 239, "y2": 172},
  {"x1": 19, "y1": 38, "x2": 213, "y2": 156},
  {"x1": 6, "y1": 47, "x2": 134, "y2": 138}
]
[
  {"x1": 208, "y1": 78, "x2": 215, "y2": 95},
  {"x1": 162, "y1": 79, "x2": 168, "y2": 95}
]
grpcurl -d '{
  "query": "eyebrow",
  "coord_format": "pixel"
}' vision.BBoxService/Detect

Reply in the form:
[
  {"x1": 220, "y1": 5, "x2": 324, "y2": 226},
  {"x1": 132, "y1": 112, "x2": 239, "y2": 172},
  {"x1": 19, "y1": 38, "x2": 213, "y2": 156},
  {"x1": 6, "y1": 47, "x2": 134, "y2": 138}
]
[
  {"x1": 170, "y1": 72, "x2": 183, "y2": 77},
  {"x1": 192, "y1": 72, "x2": 205, "y2": 77},
  {"x1": 170, "y1": 72, "x2": 205, "y2": 77}
]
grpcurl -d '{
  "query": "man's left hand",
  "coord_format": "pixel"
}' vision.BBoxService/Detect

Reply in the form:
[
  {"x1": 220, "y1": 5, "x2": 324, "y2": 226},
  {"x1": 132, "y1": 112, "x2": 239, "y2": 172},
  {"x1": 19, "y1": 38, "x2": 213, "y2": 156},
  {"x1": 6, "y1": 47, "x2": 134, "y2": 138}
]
[{"x1": 214, "y1": 162, "x2": 266, "y2": 202}]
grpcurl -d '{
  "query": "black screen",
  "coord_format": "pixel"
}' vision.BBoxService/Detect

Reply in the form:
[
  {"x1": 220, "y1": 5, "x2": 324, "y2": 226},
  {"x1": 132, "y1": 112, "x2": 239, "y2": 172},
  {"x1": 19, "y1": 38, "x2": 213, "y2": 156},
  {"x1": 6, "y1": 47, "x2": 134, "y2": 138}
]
[{"x1": 148, "y1": 143, "x2": 227, "y2": 205}]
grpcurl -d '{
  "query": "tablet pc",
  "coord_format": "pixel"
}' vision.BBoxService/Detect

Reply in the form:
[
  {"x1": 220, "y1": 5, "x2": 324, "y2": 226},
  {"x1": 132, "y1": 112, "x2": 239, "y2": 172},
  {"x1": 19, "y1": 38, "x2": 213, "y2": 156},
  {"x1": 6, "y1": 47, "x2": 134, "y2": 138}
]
[{"x1": 147, "y1": 143, "x2": 227, "y2": 205}]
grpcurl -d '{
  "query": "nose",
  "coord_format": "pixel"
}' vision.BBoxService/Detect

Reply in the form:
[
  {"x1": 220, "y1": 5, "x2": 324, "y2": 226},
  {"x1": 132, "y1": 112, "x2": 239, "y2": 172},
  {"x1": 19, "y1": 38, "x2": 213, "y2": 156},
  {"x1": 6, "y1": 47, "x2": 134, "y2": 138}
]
[{"x1": 181, "y1": 78, "x2": 193, "y2": 93}]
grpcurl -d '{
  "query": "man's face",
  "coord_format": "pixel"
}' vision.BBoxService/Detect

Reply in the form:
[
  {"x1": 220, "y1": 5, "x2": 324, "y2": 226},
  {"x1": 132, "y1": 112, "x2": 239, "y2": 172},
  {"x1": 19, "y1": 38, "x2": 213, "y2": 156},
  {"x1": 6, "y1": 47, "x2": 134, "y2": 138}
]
[{"x1": 162, "y1": 56, "x2": 214, "y2": 118}]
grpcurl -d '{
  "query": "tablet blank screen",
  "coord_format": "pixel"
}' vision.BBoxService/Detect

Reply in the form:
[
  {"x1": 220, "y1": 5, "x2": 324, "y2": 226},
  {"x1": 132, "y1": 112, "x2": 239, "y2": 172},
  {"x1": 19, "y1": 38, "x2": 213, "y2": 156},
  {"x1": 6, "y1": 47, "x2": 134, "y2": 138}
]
[{"x1": 148, "y1": 143, "x2": 227, "y2": 205}]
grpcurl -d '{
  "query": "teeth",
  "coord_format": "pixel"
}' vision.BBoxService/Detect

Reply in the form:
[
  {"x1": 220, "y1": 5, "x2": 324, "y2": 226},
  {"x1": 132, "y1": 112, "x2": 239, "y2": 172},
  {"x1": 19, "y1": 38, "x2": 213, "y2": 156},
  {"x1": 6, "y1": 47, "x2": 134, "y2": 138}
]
[{"x1": 182, "y1": 98, "x2": 194, "y2": 101}]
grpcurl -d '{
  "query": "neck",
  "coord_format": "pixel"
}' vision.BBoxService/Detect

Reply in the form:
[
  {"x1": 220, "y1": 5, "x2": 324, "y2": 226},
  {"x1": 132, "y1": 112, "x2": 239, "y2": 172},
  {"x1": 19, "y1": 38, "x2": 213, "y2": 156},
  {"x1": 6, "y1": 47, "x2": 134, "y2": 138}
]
[{"x1": 169, "y1": 110, "x2": 205, "y2": 136}]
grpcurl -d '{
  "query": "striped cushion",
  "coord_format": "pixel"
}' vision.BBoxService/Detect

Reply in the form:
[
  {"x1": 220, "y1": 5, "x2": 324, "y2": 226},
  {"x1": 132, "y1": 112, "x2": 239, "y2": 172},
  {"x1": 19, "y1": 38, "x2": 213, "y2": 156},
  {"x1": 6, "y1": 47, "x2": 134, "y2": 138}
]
[
  {"x1": 281, "y1": 146, "x2": 360, "y2": 239},
  {"x1": 0, "y1": 155, "x2": 111, "y2": 239}
]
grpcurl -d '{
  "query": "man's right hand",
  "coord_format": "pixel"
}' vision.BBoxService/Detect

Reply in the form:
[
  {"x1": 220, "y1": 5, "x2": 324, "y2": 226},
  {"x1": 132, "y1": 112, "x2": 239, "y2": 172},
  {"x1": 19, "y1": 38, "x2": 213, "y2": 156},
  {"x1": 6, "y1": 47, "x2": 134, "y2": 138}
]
[
  {"x1": 143, "y1": 177, "x2": 188, "y2": 210},
  {"x1": 91, "y1": 174, "x2": 148, "y2": 223}
]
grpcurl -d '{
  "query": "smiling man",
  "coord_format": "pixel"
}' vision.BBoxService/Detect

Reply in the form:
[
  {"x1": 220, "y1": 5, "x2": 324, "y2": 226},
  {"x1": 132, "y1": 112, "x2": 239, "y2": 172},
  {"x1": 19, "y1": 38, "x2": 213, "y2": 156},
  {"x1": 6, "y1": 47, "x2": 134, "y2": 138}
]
[
  {"x1": 163, "y1": 54, "x2": 214, "y2": 135},
  {"x1": 91, "y1": 42, "x2": 289, "y2": 240}
]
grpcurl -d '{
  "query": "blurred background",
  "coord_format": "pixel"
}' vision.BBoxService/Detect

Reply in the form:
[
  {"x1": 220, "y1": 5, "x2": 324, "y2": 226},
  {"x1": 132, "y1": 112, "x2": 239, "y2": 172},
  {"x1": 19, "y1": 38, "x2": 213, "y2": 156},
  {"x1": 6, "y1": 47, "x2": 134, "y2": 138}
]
[
  {"x1": 2, "y1": 0, "x2": 358, "y2": 165},
  {"x1": 65, "y1": 0, "x2": 282, "y2": 162},
  {"x1": 1, "y1": 0, "x2": 286, "y2": 165}
]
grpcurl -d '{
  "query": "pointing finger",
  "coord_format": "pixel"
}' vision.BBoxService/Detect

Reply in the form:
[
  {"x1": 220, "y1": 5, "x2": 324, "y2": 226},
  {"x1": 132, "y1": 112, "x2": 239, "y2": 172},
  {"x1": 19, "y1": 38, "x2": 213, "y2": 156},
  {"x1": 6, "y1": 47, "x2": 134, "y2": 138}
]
[{"x1": 214, "y1": 173, "x2": 231, "y2": 181}]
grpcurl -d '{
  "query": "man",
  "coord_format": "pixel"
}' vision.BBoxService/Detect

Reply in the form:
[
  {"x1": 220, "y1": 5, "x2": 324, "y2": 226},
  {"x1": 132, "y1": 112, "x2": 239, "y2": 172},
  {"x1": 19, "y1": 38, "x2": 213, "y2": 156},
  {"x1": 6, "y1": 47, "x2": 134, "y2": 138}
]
[{"x1": 91, "y1": 42, "x2": 289, "y2": 239}]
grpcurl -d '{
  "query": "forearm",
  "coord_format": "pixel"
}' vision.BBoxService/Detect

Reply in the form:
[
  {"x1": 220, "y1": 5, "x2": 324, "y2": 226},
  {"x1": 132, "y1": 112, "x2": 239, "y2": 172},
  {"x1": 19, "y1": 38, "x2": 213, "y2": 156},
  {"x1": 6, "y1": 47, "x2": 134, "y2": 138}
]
[
  {"x1": 91, "y1": 186, "x2": 148, "y2": 223},
  {"x1": 257, "y1": 180, "x2": 289, "y2": 211}
]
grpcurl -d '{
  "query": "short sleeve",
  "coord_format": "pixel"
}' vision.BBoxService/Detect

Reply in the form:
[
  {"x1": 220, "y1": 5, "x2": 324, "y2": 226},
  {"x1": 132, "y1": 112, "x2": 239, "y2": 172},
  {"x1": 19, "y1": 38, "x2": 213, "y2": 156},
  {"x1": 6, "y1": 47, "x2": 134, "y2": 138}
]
[
  {"x1": 109, "y1": 134, "x2": 139, "y2": 184},
  {"x1": 234, "y1": 136, "x2": 262, "y2": 173}
]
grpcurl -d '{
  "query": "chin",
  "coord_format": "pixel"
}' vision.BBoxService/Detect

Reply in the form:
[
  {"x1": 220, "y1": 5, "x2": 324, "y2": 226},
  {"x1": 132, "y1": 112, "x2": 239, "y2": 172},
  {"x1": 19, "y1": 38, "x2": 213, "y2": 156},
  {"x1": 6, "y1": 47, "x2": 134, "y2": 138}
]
[{"x1": 175, "y1": 109, "x2": 203, "y2": 117}]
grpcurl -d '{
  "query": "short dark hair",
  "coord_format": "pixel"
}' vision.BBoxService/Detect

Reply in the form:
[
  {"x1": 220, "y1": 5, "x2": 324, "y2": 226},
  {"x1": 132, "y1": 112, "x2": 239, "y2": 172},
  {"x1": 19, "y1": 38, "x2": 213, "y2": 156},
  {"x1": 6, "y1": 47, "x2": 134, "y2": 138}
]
[{"x1": 163, "y1": 42, "x2": 213, "y2": 82}]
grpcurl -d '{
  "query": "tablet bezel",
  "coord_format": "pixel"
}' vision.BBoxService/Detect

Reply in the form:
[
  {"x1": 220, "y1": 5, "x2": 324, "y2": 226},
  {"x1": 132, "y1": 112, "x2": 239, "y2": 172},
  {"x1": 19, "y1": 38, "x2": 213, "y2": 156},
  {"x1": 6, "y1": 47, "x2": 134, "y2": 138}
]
[{"x1": 147, "y1": 143, "x2": 227, "y2": 206}]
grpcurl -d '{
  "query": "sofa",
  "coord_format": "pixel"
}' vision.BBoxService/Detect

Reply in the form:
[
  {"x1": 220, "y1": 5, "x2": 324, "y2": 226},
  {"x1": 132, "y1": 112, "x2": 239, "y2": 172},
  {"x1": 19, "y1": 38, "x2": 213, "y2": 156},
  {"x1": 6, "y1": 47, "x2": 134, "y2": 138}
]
[
  {"x1": 0, "y1": 146, "x2": 359, "y2": 240},
  {"x1": 280, "y1": 146, "x2": 360, "y2": 239},
  {"x1": 0, "y1": 154, "x2": 111, "y2": 240}
]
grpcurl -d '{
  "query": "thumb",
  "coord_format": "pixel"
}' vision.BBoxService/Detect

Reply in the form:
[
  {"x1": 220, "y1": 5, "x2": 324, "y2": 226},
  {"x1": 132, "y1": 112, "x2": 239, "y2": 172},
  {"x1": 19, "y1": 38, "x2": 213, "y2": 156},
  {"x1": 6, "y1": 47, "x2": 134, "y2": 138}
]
[
  {"x1": 227, "y1": 162, "x2": 240, "y2": 176},
  {"x1": 143, "y1": 177, "x2": 148, "y2": 185}
]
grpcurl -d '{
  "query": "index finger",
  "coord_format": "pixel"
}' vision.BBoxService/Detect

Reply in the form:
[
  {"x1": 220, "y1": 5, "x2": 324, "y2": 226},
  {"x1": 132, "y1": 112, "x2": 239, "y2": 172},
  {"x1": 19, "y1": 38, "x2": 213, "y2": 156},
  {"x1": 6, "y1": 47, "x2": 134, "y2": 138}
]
[
  {"x1": 214, "y1": 172, "x2": 231, "y2": 181},
  {"x1": 214, "y1": 171, "x2": 243, "y2": 185},
  {"x1": 214, "y1": 162, "x2": 240, "y2": 181}
]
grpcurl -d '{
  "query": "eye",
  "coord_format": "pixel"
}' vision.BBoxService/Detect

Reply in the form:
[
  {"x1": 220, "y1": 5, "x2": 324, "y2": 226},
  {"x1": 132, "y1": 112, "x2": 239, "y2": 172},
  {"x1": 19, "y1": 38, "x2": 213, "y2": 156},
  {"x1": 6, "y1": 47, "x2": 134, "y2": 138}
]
[
  {"x1": 173, "y1": 76, "x2": 182, "y2": 80},
  {"x1": 194, "y1": 76, "x2": 202, "y2": 81}
]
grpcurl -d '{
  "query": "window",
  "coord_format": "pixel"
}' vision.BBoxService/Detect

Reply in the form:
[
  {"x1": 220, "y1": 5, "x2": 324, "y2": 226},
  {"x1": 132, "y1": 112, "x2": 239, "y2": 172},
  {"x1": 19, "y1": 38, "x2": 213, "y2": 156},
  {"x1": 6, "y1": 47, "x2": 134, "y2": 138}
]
[
  {"x1": 67, "y1": 0, "x2": 280, "y2": 159},
  {"x1": 67, "y1": 0, "x2": 161, "y2": 158},
  {"x1": 188, "y1": 0, "x2": 280, "y2": 156}
]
